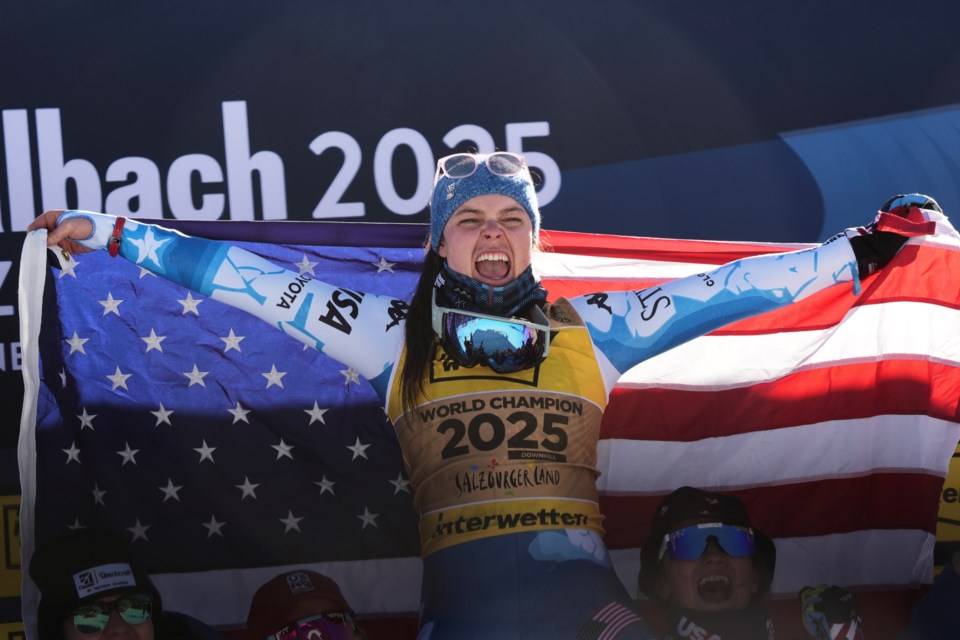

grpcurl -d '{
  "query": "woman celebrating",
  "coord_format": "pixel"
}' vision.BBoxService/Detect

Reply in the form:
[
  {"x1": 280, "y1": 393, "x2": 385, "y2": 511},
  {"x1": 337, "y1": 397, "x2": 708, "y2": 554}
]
[{"x1": 28, "y1": 153, "x2": 933, "y2": 639}]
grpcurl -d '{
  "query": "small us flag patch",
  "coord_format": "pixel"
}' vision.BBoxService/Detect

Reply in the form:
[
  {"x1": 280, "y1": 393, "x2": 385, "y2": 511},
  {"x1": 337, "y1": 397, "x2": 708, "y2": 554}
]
[{"x1": 577, "y1": 602, "x2": 647, "y2": 639}]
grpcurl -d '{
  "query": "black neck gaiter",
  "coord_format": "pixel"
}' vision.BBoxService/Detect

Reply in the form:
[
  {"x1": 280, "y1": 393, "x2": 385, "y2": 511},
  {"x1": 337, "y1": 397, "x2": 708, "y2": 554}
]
[{"x1": 434, "y1": 261, "x2": 548, "y2": 318}]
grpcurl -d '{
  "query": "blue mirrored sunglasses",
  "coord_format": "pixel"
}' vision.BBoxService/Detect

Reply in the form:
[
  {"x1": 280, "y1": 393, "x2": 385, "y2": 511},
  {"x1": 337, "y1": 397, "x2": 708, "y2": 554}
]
[
  {"x1": 433, "y1": 152, "x2": 527, "y2": 186},
  {"x1": 431, "y1": 291, "x2": 549, "y2": 374},
  {"x1": 69, "y1": 593, "x2": 153, "y2": 634},
  {"x1": 658, "y1": 522, "x2": 755, "y2": 562}
]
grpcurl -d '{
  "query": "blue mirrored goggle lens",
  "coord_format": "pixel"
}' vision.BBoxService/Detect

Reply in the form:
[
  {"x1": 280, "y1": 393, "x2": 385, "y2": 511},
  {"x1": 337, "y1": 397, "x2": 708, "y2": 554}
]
[
  {"x1": 71, "y1": 595, "x2": 153, "y2": 633},
  {"x1": 442, "y1": 312, "x2": 545, "y2": 374},
  {"x1": 661, "y1": 523, "x2": 755, "y2": 561}
]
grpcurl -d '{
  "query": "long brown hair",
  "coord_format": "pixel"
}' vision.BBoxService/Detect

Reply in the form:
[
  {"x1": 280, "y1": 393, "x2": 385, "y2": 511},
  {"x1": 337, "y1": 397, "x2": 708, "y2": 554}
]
[{"x1": 399, "y1": 247, "x2": 443, "y2": 417}]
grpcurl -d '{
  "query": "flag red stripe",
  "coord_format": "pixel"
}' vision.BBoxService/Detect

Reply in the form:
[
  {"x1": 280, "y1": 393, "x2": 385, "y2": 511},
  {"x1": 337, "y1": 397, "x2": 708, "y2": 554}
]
[
  {"x1": 602, "y1": 359, "x2": 960, "y2": 441},
  {"x1": 540, "y1": 229, "x2": 807, "y2": 262},
  {"x1": 599, "y1": 473, "x2": 945, "y2": 548}
]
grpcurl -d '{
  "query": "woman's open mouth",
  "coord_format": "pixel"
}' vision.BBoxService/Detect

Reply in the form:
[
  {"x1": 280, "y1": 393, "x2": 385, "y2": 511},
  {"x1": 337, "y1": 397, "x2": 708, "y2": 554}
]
[
  {"x1": 475, "y1": 252, "x2": 511, "y2": 282},
  {"x1": 697, "y1": 574, "x2": 733, "y2": 603}
]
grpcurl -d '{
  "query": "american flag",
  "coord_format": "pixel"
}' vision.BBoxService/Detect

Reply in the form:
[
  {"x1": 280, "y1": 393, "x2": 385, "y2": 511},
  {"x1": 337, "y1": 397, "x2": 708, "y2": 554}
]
[{"x1": 18, "y1": 214, "x2": 960, "y2": 634}]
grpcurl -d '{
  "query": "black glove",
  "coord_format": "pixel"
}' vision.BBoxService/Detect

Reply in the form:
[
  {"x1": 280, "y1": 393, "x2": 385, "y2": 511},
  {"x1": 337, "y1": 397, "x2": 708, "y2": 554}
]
[{"x1": 848, "y1": 193, "x2": 940, "y2": 279}]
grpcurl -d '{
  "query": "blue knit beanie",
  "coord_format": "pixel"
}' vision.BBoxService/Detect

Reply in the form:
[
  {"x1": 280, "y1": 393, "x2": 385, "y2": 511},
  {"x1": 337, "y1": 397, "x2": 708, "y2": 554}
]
[{"x1": 429, "y1": 155, "x2": 540, "y2": 251}]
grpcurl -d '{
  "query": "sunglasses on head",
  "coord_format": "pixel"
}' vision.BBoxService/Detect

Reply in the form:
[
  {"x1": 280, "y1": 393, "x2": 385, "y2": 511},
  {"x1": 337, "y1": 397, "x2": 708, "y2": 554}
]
[
  {"x1": 657, "y1": 522, "x2": 755, "y2": 562},
  {"x1": 68, "y1": 593, "x2": 153, "y2": 634},
  {"x1": 431, "y1": 291, "x2": 550, "y2": 374},
  {"x1": 433, "y1": 152, "x2": 528, "y2": 186},
  {"x1": 269, "y1": 612, "x2": 357, "y2": 640}
]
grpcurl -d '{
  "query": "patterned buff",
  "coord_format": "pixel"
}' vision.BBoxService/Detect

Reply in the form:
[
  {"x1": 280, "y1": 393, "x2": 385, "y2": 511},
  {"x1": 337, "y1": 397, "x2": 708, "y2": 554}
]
[
  {"x1": 661, "y1": 603, "x2": 774, "y2": 640},
  {"x1": 434, "y1": 260, "x2": 548, "y2": 317}
]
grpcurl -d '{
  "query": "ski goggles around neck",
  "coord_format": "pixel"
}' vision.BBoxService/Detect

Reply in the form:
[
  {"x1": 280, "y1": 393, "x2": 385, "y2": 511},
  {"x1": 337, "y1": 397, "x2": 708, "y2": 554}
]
[
  {"x1": 433, "y1": 152, "x2": 527, "y2": 185},
  {"x1": 68, "y1": 593, "x2": 153, "y2": 633},
  {"x1": 431, "y1": 290, "x2": 550, "y2": 374},
  {"x1": 658, "y1": 522, "x2": 755, "y2": 562},
  {"x1": 269, "y1": 612, "x2": 357, "y2": 640}
]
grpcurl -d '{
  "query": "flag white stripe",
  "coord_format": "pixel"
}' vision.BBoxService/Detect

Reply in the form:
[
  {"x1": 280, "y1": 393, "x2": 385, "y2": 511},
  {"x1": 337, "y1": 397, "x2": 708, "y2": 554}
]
[
  {"x1": 597, "y1": 416, "x2": 960, "y2": 493},
  {"x1": 17, "y1": 232, "x2": 48, "y2": 636},
  {"x1": 154, "y1": 528, "x2": 936, "y2": 628},
  {"x1": 617, "y1": 301, "x2": 960, "y2": 389},
  {"x1": 771, "y1": 530, "x2": 935, "y2": 593},
  {"x1": 535, "y1": 252, "x2": 712, "y2": 280},
  {"x1": 153, "y1": 556, "x2": 424, "y2": 629}
]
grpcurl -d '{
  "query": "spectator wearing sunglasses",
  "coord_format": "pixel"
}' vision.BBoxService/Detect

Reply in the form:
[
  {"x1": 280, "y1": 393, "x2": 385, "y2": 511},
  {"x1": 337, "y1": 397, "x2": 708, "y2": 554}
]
[
  {"x1": 245, "y1": 570, "x2": 365, "y2": 640},
  {"x1": 29, "y1": 157, "x2": 938, "y2": 639},
  {"x1": 28, "y1": 528, "x2": 226, "y2": 640},
  {"x1": 638, "y1": 486, "x2": 777, "y2": 640}
]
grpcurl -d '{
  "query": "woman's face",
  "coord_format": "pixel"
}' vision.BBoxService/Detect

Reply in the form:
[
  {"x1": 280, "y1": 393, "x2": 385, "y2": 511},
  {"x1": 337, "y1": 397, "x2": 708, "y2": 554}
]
[
  {"x1": 656, "y1": 539, "x2": 760, "y2": 612},
  {"x1": 438, "y1": 194, "x2": 534, "y2": 286}
]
